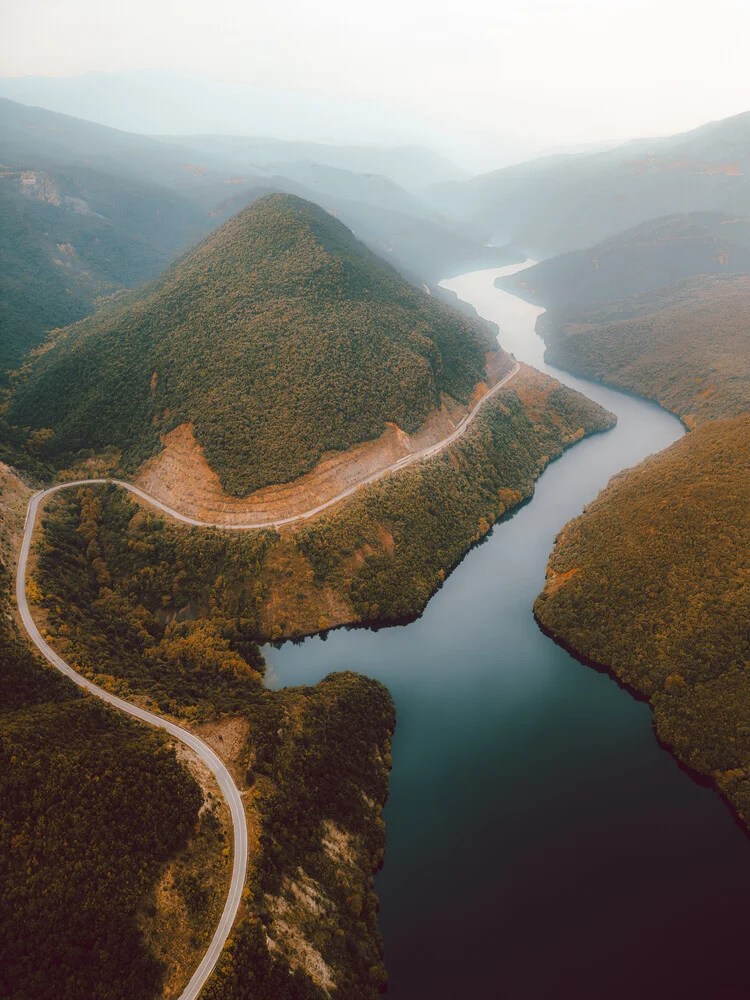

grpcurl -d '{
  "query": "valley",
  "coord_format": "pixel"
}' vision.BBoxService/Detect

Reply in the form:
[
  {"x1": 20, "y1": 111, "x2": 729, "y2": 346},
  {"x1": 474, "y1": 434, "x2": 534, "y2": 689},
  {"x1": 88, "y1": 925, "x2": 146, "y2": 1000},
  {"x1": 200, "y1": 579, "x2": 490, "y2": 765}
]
[
  {"x1": 7, "y1": 253, "x2": 749, "y2": 1000},
  {"x1": 266, "y1": 265, "x2": 750, "y2": 999},
  {"x1": 1, "y1": 72, "x2": 748, "y2": 1000}
]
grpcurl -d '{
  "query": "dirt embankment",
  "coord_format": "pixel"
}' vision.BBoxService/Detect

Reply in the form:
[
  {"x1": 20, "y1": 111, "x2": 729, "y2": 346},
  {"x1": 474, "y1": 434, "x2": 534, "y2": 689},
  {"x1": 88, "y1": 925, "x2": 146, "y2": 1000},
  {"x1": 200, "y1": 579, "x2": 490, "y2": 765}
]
[{"x1": 135, "y1": 365, "x2": 514, "y2": 525}]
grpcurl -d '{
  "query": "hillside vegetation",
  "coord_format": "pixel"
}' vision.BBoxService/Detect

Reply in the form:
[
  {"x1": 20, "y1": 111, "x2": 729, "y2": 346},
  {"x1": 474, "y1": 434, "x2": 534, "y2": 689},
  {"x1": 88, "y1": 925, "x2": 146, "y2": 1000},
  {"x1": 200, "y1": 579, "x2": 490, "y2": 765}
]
[
  {"x1": 32, "y1": 371, "x2": 613, "y2": 662},
  {"x1": 26, "y1": 366, "x2": 609, "y2": 993},
  {"x1": 539, "y1": 274, "x2": 750, "y2": 428},
  {"x1": 0, "y1": 468, "x2": 205, "y2": 1000},
  {"x1": 10, "y1": 194, "x2": 504, "y2": 495},
  {"x1": 31, "y1": 482, "x2": 396, "y2": 998},
  {"x1": 497, "y1": 213, "x2": 750, "y2": 312},
  {"x1": 0, "y1": 98, "x2": 509, "y2": 382},
  {"x1": 0, "y1": 163, "x2": 205, "y2": 383},
  {"x1": 535, "y1": 415, "x2": 750, "y2": 829}
]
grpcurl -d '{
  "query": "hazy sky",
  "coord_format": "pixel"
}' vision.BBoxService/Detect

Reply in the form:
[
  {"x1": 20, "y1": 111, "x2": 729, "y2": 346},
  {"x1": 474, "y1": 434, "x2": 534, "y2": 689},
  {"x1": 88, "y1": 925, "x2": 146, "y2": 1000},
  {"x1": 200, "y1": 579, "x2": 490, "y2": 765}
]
[{"x1": 2, "y1": 0, "x2": 750, "y2": 151}]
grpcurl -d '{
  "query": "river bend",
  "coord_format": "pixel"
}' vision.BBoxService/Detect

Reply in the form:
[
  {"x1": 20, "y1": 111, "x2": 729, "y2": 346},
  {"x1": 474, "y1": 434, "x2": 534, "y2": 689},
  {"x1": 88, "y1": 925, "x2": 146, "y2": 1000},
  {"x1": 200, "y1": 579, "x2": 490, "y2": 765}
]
[{"x1": 266, "y1": 264, "x2": 750, "y2": 999}]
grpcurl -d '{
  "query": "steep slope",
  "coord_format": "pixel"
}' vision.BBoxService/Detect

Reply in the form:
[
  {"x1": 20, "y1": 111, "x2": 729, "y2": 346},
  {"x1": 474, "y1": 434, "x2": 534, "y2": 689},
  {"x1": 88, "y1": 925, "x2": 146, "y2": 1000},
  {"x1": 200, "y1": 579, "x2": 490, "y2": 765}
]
[
  {"x1": 0, "y1": 97, "x2": 505, "y2": 366},
  {"x1": 537, "y1": 274, "x2": 750, "y2": 428},
  {"x1": 209, "y1": 181, "x2": 517, "y2": 284},
  {"x1": 9, "y1": 194, "x2": 506, "y2": 496},
  {"x1": 0, "y1": 162, "x2": 206, "y2": 382},
  {"x1": 429, "y1": 111, "x2": 750, "y2": 255},
  {"x1": 535, "y1": 415, "x2": 750, "y2": 830},
  {"x1": 497, "y1": 213, "x2": 750, "y2": 311}
]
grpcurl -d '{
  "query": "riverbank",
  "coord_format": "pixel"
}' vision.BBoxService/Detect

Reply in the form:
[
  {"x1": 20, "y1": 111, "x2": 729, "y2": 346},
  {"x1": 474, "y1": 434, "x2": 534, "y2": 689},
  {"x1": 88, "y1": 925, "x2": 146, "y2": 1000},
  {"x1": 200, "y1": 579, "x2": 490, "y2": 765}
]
[
  {"x1": 266, "y1": 265, "x2": 750, "y2": 999},
  {"x1": 13, "y1": 468, "x2": 396, "y2": 999}
]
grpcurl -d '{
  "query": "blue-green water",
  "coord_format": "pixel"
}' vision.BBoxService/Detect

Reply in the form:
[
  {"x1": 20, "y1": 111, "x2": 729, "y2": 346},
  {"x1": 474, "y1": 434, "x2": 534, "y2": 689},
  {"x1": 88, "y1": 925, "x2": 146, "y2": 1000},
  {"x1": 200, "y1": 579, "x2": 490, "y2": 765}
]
[{"x1": 266, "y1": 266, "x2": 750, "y2": 998}]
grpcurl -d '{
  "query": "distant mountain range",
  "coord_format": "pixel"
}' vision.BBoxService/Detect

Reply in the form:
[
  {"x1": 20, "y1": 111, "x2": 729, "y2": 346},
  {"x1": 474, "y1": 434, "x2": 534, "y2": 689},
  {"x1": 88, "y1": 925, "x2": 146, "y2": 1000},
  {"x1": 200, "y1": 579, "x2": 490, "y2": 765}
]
[
  {"x1": 428, "y1": 112, "x2": 750, "y2": 256},
  {"x1": 150, "y1": 133, "x2": 466, "y2": 193},
  {"x1": 0, "y1": 69, "x2": 539, "y2": 171}
]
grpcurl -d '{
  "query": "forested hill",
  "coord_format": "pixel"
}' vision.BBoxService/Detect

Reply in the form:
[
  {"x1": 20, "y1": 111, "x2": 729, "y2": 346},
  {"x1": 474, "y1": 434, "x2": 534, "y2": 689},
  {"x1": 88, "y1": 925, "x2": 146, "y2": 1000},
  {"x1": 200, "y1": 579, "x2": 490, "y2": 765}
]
[
  {"x1": 496, "y1": 213, "x2": 750, "y2": 312},
  {"x1": 535, "y1": 413, "x2": 750, "y2": 832},
  {"x1": 9, "y1": 193, "x2": 505, "y2": 495},
  {"x1": 537, "y1": 274, "x2": 750, "y2": 428},
  {"x1": 0, "y1": 162, "x2": 206, "y2": 384}
]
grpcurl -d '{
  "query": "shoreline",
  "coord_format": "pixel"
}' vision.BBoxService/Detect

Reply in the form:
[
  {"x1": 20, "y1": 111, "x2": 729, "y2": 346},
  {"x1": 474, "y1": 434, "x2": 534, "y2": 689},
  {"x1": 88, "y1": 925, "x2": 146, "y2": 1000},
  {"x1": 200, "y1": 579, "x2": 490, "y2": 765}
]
[{"x1": 533, "y1": 610, "x2": 750, "y2": 846}]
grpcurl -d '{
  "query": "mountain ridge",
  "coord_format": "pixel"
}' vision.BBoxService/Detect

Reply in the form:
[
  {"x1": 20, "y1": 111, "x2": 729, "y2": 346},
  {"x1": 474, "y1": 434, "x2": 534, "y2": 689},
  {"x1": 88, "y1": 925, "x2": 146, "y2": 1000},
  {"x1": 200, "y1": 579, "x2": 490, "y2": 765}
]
[{"x1": 427, "y1": 109, "x2": 750, "y2": 256}]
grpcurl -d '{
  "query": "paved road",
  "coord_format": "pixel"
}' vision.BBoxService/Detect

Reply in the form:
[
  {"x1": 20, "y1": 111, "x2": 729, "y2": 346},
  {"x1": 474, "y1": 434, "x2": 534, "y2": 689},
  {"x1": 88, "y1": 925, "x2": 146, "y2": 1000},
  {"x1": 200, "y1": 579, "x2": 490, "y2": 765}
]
[
  {"x1": 16, "y1": 484, "x2": 248, "y2": 1000},
  {"x1": 96, "y1": 359, "x2": 520, "y2": 531},
  {"x1": 13, "y1": 360, "x2": 519, "y2": 996}
]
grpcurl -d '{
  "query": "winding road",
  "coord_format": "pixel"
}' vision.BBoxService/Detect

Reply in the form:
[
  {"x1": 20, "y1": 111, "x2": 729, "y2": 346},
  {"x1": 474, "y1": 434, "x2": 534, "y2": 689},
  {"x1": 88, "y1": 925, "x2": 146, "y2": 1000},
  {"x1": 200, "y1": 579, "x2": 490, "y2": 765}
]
[
  {"x1": 16, "y1": 483, "x2": 248, "y2": 1000},
  {"x1": 111, "y1": 358, "x2": 520, "y2": 531},
  {"x1": 13, "y1": 356, "x2": 520, "y2": 997}
]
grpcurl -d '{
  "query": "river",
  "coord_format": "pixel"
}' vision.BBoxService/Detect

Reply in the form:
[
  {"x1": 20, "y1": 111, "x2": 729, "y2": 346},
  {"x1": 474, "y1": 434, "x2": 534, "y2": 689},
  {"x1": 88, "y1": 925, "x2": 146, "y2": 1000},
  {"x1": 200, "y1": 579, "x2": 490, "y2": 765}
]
[{"x1": 265, "y1": 264, "x2": 750, "y2": 998}]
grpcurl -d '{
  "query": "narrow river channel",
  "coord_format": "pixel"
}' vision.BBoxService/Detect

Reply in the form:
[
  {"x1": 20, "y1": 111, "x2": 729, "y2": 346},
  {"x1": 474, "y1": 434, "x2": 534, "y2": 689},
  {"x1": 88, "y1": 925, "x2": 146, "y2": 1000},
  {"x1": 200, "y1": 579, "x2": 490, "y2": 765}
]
[{"x1": 266, "y1": 265, "x2": 750, "y2": 998}]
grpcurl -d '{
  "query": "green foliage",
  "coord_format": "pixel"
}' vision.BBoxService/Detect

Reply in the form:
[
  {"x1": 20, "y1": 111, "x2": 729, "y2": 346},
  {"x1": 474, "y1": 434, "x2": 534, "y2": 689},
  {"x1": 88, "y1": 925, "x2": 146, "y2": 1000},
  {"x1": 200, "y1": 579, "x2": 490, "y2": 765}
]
[
  {"x1": 35, "y1": 486, "x2": 397, "y2": 999},
  {"x1": 207, "y1": 673, "x2": 395, "y2": 1000},
  {"x1": 27, "y1": 373, "x2": 610, "y2": 997},
  {"x1": 0, "y1": 164, "x2": 206, "y2": 384},
  {"x1": 539, "y1": 273, "x2": 750, "y2": 427},
  {"x1": 35, "y1": 484, "x2": 271, "y2": 717},
  {"x1": 10, "y1": 194, "x2": 498, "y2": 495},
  {"x1": 296, "y1": 381, "x2": 614, "y2": 622},
  {"x1": 535, "y1": 415, "x2": 750, "y2": 826},
  {"x1": 0, "y1": 699, "x2": 202, "y2": 1000},
  {"x1": 0, "y1": 504, "x2": 203, "y2": 1000}
]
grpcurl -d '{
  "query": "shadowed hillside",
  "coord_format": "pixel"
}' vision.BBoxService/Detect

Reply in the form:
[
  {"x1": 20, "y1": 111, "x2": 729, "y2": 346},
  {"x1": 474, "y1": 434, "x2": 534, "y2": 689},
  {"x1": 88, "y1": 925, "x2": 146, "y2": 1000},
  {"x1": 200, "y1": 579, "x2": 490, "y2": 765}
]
[
  {"x1": 0, "y1": 162, "x2": 206, "y2": 383},
  {"x1": 497, "y1": 213, "x2": 750, "y2": 311}
]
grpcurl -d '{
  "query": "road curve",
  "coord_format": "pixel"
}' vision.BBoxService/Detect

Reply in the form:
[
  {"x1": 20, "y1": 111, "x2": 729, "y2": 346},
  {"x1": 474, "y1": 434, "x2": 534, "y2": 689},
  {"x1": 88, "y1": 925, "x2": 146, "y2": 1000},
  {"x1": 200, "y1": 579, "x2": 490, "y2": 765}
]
[
  {"x1": 16, "y1": 484, "x2": 248, "y2": 1000},
  {"x1": 13, "y1": 359, "x2": 520, "y2": 996},
  {"x1": 78, "y1": 360, "x2": 521, "y2": 532}
]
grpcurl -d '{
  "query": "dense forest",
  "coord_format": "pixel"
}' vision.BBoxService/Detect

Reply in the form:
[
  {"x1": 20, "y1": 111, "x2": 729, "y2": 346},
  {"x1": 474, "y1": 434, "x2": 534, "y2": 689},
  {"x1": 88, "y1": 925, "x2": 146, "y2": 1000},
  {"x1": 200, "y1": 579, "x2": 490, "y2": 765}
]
[
  {"x1": 539, "y1": 274, "x2": 750, "y2": 427},
  {"x1": 0, "y1": 97, "x2": 514, "y2": 408},
  {"x1": 204, "y1": 672, "x2": 395, "y2": 1000},
  {"x1": 31, "y1": 483, "x2": 396, "y2": 998},
  {"x1": 35, "y1": 484, "x2": 272, "y2": 717},
  {"x1": 9, "y1": 194, "x2": 504, "y2": 495},
  {"x1": 292, "y1": 373, "x2": 613, "y2": 625},
  {"x1": 0, "y1": 470, "x2": 204, "y2": 1000},
  {"x1": 535, "y1": 415, "x2": 750, "y2": 829},
  {"x1": 32, "y1": 372, "x2": 613, "y2": 661}
]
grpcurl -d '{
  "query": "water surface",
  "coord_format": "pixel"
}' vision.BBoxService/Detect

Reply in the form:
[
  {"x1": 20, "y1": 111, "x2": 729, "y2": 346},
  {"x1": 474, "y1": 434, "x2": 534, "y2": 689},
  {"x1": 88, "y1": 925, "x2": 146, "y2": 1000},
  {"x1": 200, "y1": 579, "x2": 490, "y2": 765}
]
[{"x1": 266, "y1": 266, "x2": 750, "y2": 999}]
